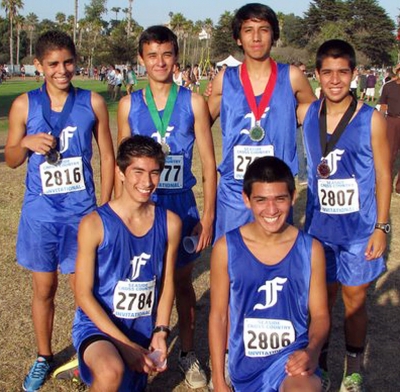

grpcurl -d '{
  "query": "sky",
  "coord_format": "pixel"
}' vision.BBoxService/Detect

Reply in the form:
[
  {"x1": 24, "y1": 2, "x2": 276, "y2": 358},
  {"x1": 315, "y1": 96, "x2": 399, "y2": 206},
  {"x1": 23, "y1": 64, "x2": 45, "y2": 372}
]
[{"x1": 8, "y1": 0, "x2": 400, "y2": 27}]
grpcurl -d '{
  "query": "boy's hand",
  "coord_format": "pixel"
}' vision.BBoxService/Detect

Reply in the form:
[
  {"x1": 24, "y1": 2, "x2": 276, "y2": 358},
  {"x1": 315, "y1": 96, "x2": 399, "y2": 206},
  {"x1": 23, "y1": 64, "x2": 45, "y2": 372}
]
[
  {"x1": 192, "y1": 218, "x2": 213, "y2": 253},
  {"x1": 365, "y1": 229, "x2": 386, "y2": 260},
  {"x1": 149, "y1": 332, "x2": 168, "y2": 372},
  {"x1": 285, "y1": 347, "x2": 318, "y2": 376},
  {"x1": 21, "y1": 133, "x2": 56, "y2": 155},
  {"x1": 118, "y1": 340, "x2": 152, "y2": 373}
]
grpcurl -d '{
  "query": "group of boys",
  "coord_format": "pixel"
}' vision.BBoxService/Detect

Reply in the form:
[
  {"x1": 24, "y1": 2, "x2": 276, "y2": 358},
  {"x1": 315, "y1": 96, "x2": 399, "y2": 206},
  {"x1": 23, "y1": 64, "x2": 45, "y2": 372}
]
[{"x1": 5, "y1": 3, "x2": 392, "y2": 392}]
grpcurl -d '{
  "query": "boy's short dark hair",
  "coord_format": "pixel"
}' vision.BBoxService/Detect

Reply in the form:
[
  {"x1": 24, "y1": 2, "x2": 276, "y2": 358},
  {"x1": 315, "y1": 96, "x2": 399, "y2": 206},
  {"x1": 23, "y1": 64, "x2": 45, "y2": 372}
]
[
  {"x1": 138, "y1": 25, "x2": 179, "y2": 57},
  {"x1": 232, "y1": 3, "x2": 280, "y2": 43},
  {"x1": 35, "y1": 30, "x2": 76, "y2": 62},
  {"x1": 316, "y1": 39, "x2": 356, "y2": 71},
  {"x1": 243, "y1": 156, "x2": 295, "y2": 198},
  {"x1": 117, "y1": 135, "x2": 165, "y2": 174}
]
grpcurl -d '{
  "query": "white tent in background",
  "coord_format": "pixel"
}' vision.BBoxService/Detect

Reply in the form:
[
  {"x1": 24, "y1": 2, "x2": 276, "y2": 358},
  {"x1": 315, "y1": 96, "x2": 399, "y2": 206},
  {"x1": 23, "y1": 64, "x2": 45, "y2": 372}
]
[{"x1": 216, "y1": 55, "x2": 242, "y2": 67}]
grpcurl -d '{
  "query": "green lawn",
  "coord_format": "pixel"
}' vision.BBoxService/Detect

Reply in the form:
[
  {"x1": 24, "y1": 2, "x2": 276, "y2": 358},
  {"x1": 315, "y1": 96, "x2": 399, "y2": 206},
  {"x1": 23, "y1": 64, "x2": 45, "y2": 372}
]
[
  {"x1": 0, "y1": 77, "x2": 147, "y2": 130},
  {"x1": 0, "y1": 76, "x2": 378, "y2": 134},
  {"x1": 0, "y1": 77, "x2": 213, "y2": 134}
]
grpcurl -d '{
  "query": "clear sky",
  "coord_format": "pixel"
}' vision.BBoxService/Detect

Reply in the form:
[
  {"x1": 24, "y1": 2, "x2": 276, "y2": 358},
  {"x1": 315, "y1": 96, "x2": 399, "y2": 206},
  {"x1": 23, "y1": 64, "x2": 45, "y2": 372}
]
[{"x1": 9, "y1": 0, "x2": 400, "y2": 27}]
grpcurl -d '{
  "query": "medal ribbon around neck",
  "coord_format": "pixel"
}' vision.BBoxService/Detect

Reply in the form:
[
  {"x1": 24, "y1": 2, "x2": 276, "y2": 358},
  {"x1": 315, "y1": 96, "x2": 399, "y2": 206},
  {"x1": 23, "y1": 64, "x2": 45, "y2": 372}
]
[
  {"x1": 241, "y1": 58, "x2": 277, "y2": 124},
  {"x1": 145, "y1": 83, "x2": 178, "y2": 140},
  {"x1": 41, "y1": 82, "x2": 76, "y2": 138},
  {"x1": 318, "y1": 92, "x2": 357, "y2": 159}
]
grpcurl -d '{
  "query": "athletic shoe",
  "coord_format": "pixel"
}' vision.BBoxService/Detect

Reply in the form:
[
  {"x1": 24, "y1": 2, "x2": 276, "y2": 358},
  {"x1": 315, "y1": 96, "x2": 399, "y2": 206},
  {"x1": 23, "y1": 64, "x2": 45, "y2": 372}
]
[
  {"x1": 23, "y1": 356, "x2": 51, "y2": 392},
  {"x1": 178, "y1": 351, "x2": 207, "y2": 389},
  {"x1": 52, "y1": 358, "x2": 81, "y2": 382},
  {"x1": 208, "y1": 352, "x2": 231, "y2": 391},
  {"x1": 321, "y1": 370, "x2": 331, "y2": 392},
  {"x1": 339, "y1": 372, "x2": 364, "y2": 392}
]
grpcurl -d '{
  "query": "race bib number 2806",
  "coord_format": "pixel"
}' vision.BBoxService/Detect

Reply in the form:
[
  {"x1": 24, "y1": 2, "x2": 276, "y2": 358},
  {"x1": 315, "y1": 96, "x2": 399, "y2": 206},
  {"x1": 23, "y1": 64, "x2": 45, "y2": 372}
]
[{"x1": 243, "y1": 318, "x2": 295, "y2": 357}]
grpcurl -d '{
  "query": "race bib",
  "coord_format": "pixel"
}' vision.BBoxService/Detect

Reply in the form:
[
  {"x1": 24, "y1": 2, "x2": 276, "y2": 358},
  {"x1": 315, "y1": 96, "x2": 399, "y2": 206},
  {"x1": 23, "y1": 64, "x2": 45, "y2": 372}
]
[
  {"x1": 158, "y1": 155, "x2": 183, "y2": 189},
  {"x1": 113, "y1": 279, "x2": 155, "y2": 319},
  {"x1": 243, "y1": 318, "x2": 295, "y2": 357},
  {"x1": 40, "y1": 157, "x2": 85, "y2": 195},
  {"x1": 318, "y1": 178, "x2": 360, "y2": 214},
  {"x1": 234, "y1": 145, "x2": 274, "y2": 180}
]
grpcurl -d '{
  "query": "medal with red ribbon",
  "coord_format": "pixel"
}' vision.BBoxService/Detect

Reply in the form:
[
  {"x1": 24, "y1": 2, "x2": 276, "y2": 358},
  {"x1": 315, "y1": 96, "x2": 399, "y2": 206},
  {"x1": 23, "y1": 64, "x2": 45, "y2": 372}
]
[{"x1": 241, "y1": 58, "x2": 277, "y2": 142}]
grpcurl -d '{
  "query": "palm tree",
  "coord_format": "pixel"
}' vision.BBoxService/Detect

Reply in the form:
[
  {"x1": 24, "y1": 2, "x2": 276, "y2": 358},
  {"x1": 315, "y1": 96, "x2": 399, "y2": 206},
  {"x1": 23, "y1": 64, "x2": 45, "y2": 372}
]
[
  {"x1": 203, "y1": 17, "x2": 213, "y2": 48},
  {"x1": 73, "y1": 0, "x2": 78, "y2": 43},
  {"x1": 111, "y1": 6, "x2": 121, "y2": 21},
  {"x1": 55, "y1": 12, "x2": 66, "y2": 26},
  {"x1": 169, "y1": 12, "x2": 187, "y2": 63},
  {"x1": 127, "y1": 0, "x2": 133, "y2": 37},
  {"x1": 15, "y1": 13, "x2": 24, "y2": 65},
  {"x1": 24, "y1": 11, "x2": 38, "y2": 57},
  {"x1": 1, "y1": 0, "x2": 24, "y2": 67},
  {"x1": 66, "y1": 14, "x2": 75, "y2": 37}
]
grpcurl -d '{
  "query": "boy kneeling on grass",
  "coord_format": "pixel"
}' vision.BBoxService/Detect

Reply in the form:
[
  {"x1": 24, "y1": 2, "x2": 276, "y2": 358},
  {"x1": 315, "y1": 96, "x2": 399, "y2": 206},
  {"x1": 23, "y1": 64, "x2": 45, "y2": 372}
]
[{"x1": 209, "y1": 156, "x2": 329, "y2": 392}]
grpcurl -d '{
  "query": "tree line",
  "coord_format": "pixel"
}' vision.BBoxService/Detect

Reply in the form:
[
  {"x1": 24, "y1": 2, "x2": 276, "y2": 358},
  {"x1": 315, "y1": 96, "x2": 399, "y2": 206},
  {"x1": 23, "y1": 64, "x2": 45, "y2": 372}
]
[{"x1": 1, "y1": 0, "x2": 399, "y2": 71}]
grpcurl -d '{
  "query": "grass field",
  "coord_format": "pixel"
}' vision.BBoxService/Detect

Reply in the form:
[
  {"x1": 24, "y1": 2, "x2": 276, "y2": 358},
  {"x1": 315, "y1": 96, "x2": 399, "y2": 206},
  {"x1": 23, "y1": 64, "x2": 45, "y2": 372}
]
[{"x1": 0, "y1": 77, "x2": 399, "y2": 391}]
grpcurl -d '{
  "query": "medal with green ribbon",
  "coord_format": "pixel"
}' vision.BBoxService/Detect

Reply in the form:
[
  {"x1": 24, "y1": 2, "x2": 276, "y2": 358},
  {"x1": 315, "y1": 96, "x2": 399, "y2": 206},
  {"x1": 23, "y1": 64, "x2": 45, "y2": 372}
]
[{"x1": 145, "y1": 83, "x2": 178, "y2": 155}]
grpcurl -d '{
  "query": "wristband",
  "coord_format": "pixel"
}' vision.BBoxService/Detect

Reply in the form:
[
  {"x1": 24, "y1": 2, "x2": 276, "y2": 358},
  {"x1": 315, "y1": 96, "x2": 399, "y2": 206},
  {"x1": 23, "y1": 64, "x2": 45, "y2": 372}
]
[{"x1": 152, "y1": 325, "x2": 171, "y2": 337}]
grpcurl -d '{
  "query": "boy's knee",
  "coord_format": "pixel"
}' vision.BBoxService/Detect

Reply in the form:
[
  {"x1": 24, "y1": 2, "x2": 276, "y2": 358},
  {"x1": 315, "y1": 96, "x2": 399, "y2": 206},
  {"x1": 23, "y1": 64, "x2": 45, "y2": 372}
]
[
  {"x1": 91, "y1": 359, "x2": 124, "y2": 390},
  {"x1": 281, "y1": 375, "x2": 321, "y2": 392}
]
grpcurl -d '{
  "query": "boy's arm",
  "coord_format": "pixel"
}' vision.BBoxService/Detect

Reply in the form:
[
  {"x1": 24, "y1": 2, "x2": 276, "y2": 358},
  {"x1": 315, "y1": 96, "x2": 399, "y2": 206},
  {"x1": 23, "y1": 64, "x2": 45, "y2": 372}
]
[
  {"x1": 115, "y1": 95, "x2": 133, "y2": 197},
  {"x1": 207, "y1": 70, "x2": 224, "y2": 125},
  {"x1": 150, "y1": 210, "x2": 181, "y2": 365},
  {"x1": 209, "y1": 237, "x2": 231, "y2": 391},
  {"x1": 91, "y1": 92, "x2": 115, "y2": 204},
  {"x1": 289, "y1": 65, "x2": 316, "y2": 105},
  {"x1": 365, "y1": 110, "x2": 391, "y2": 260},
  {"x1": 285, "y1": 239, "x2": 329, "y2": 377},
  {"x1": 75, "y1": 212, "x2": 154, "y2": 373},
  {"x1": 5, "y1": 93, "x2": 55, "y2": 168},
  {"x1": 296, "y1": 102, "x2": 312, "y2": 126},
  {"x1": 191, "y1": 93, "x2": 217, "y2": 252}
]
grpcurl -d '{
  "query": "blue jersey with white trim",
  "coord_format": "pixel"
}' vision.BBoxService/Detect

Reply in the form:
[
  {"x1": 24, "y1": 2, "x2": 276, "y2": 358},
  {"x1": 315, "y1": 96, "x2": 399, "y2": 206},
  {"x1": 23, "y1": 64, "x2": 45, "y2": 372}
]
[
  {"x1": 219, "y1": 63, "x2": 298, "y2": 194},
  {"x1": 74, "y1": 203, "x2": 167, "y2": 343},
  {"x1": 22, "y1": 86, "x2": 96, "y2": 223},
  {"x1": 226, "y1": 228, "x2": 311, "y2": 391},
  {"x1": 128, "y1": 86, "x2": 196, "y2": 194},
  {"x1": 303, "y1": 100, "x2": 377, "y2": 244}
]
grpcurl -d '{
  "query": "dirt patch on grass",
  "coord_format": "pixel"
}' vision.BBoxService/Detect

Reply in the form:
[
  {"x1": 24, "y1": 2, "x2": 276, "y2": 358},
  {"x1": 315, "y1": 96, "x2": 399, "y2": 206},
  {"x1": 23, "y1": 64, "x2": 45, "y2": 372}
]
[{"x1": 0, "y1": 123, "x2": 399, "y2": 391}]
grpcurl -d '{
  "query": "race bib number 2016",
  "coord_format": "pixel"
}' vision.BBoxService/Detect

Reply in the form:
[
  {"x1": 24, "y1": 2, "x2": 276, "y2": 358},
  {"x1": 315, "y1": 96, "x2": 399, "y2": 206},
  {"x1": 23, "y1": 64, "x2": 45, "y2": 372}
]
[{"x1": 243, "y1": 318, "x2": 295, "y2": 357}]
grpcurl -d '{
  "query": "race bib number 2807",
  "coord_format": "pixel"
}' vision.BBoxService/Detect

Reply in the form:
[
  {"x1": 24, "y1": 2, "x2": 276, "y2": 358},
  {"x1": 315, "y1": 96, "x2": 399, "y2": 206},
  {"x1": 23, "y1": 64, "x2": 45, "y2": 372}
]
[{"x1": 318, "y1": 178, "x2": 360, "y2": 214}]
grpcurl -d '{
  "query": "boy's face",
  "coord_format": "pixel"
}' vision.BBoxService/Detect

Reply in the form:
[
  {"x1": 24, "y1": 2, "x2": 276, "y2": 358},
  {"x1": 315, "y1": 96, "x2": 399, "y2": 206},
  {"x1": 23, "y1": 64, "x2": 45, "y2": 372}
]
[
  {"x1": 139, "y1": 41, "x2": 176, "y2": 83},
  {"x1": 34, "y1": 48, "x2": 75, "y2": 91},
  {"x1": 237, "y1": 19, "x2": 273, "y2": 61},
  {"x1": 119, "y1": 156, "x2": 161, "y2": 203},
  {"x1": 316, "y1": 57, "x2": 354, "y2": 103},
  {"x1": 243, "y1": 181, "x2": 295, "y2": 234}
]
